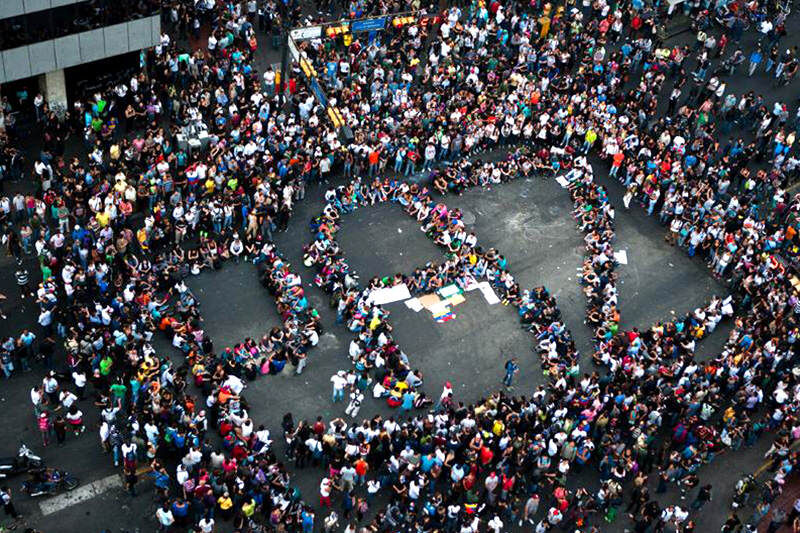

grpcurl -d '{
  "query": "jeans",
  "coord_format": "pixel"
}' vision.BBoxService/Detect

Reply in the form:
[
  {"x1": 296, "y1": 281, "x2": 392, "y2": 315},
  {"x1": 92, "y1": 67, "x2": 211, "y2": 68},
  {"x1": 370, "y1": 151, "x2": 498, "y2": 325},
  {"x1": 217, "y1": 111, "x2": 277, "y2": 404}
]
[
  {"x1": 332, "y1": 388, "x2": 344, "y2": 403},
  {"x1": 503, "y1": 371, "x2": 514, "y2": 386},
  {"x1": 647, "y1": 197, "x2": 657, "y2": 216}
]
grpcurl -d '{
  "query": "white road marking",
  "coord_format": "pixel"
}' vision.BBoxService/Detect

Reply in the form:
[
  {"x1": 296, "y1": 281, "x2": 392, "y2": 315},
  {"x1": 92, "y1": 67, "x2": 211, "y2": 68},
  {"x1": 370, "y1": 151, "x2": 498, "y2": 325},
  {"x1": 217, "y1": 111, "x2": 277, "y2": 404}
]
[{"x1": 38, "y1": 474, "x2": 121, "y2": 516}]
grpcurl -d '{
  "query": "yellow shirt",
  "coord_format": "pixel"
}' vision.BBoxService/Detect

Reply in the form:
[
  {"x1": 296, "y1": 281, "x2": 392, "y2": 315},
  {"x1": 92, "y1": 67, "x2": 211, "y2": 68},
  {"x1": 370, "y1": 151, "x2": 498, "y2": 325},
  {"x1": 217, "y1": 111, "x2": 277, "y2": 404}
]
[
  {"x1": 96, "y1": 211, "x2": 110, "y2": 227},
  {"x1": 369, "y1": 316, "x2": 381, "y2": 330},
  {"x1": 242, "y1": 500, "x2": 255, "y2": 517},
  {"x1": 218, "y1": 496, "x2": 233, "y2": 510}
]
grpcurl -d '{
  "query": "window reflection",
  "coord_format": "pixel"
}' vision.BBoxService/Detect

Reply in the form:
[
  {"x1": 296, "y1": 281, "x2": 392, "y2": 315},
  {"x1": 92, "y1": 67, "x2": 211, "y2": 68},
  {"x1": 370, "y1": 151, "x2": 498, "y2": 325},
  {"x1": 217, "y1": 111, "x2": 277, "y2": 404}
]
[{"x1": 0, "y1": 0, "x2": 160, "y2": 51}]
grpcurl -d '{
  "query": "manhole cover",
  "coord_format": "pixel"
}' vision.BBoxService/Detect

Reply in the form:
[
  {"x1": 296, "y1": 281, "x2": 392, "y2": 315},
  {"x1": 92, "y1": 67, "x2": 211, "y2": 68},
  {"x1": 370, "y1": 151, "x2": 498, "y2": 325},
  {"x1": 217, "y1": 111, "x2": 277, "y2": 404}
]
[{"x1": 461, "y1": 210, "x2": 476, "y2": 225}]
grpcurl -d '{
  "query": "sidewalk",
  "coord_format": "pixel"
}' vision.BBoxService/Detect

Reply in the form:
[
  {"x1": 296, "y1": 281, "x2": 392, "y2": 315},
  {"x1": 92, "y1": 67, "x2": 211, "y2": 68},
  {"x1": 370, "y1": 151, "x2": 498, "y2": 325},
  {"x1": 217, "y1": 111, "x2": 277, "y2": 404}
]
[{"x1": 758, "y1": 474, "x2": 800, "y2": 532}]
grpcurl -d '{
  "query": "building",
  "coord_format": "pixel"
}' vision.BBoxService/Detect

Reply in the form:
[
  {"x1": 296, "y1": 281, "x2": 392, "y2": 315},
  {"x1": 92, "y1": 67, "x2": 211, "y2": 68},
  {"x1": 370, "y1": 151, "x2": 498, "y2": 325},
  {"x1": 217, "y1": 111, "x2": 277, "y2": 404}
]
[{"x1": 0, "y1": 0, "x2": 161, "y2": 115}]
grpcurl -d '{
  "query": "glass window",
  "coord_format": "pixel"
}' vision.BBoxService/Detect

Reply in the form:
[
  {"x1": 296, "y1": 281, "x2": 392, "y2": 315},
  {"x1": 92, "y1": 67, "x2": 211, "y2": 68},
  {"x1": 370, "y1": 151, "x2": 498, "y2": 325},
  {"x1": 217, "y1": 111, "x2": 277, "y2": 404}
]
[{"x1": 0, "y1": 0, "x2": 160, "y2": 52}]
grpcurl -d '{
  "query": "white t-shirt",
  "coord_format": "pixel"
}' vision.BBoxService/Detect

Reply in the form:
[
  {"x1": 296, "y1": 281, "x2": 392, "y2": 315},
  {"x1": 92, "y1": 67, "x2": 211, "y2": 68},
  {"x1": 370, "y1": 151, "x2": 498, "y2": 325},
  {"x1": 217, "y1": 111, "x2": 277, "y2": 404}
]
[
  {"x1": 320, "y1": 478, "x2": 332, "y2": 497},
  {"x1": 121, "y1": 442, "x2": 137, "y2": 457},
  {"x1": 331, "y1": 374, "x2": 347, "y2": 391},
  {"x1": 60, "y1": 391, "x2": 77, "y2": 409}
]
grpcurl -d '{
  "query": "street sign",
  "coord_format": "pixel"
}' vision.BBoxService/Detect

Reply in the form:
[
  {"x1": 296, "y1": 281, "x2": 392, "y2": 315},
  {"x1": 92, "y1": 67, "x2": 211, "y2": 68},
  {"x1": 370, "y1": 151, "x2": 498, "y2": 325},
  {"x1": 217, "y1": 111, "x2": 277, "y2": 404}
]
[
  {"x1": 289, "y1": 25, "x2": 322, "y2": 41},
  {"x1": 351, "y1": 17, "x2": 386, "y2": 33}
]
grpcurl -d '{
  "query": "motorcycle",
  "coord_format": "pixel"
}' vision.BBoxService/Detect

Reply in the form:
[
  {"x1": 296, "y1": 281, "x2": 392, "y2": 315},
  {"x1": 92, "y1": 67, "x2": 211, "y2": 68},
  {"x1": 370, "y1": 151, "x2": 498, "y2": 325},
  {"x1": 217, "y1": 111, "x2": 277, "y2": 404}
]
[
  {"x1": 0, "y1": 442, "x2": 43, "y2": 479},
  {"x1": 21, "y1": 469, "x2": 79, "y2": 497}
]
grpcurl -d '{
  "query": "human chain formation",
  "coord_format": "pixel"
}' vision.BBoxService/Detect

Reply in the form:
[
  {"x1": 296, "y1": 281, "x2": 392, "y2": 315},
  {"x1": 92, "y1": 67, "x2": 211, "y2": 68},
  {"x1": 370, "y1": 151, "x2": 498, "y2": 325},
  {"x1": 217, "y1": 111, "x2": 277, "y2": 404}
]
[{"x1": 0, "y1": 0, "x2": 799, "y2": 531}]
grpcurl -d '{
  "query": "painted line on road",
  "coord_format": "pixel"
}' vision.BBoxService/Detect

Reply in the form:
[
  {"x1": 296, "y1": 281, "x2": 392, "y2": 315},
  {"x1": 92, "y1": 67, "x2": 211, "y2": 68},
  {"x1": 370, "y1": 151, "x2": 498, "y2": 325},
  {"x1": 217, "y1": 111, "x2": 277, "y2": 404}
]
[
  {"x1": 753, "y1": 439, "x2": 800, "y2": 478},
  {"x1": 38, "y1": 474, "x2": 121, "y2": 516}
]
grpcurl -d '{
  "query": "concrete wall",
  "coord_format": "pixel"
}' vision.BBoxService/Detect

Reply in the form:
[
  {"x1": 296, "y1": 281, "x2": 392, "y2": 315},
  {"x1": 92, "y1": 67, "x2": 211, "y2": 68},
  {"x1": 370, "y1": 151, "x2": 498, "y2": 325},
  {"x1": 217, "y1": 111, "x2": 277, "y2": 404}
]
[
  {"x1": 0, "y1": 14, "x2": 160, "y2": 84},
  {"x1": 40, "y1": 68, "x2": 67, "y2": 114}
]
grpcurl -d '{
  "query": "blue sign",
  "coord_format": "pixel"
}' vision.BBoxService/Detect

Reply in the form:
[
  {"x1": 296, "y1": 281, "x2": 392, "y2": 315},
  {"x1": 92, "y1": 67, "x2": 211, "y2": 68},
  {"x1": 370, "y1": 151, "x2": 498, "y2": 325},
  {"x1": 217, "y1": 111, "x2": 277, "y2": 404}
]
[
  {"x1": 310, "y1": 79, "x2": 328, "y2": 108},
  {"x1": 350, "y1": 17, "x2": 387, "y2": 33}
]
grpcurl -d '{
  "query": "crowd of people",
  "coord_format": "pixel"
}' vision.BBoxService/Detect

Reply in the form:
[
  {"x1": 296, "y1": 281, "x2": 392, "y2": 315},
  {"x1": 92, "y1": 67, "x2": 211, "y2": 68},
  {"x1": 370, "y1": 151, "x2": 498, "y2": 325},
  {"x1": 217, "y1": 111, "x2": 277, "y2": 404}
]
[
  {"x1": 297, "y1": 0, "x2": 800, "y2": 530},
  {"x1": 0, "y1": 0, "x2": 800, "y2": 530},
  {"x1": 1, "y1": 0, "x2": 337, "y2": 530}
]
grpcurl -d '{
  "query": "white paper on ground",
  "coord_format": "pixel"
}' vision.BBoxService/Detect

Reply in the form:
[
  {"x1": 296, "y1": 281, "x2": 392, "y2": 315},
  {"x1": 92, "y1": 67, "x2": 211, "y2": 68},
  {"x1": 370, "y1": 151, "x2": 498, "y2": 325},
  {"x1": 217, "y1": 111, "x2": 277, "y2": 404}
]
[
  {"x1": 464, "y1": 276, "x2": 480, "y2": 291},
  {"x1": 404, "y1": 298, "x2": 424, "y2": 312},
  {"x1": 477, "y1": 282, "x2": 501, "y2": 305},
  {"x1": 367, "y1": 284, "x2": 412, "y2": 305},
  {"x1": 428, "y1": 301, "x2": 452, "y2": 317},
  {"x1": 613, "y1": 250, "x2": 628, "y2": 265},
  {"x1": 555, "y1": 175, "x2": 570, "y2": 188},
  {"x1": 438, "y1": 284, "x2": 461, "y2": 298}
]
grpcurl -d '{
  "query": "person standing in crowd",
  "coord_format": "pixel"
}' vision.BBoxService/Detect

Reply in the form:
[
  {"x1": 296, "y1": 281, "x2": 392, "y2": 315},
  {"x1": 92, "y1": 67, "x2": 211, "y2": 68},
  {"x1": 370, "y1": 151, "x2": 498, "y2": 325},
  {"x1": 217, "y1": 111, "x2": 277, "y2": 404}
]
[
  {"x1": 1, "y1": 486, "x2": 22, "y2": 522},
  {"x1": 503, "y1": 357, "x2": 519, "y2": 388}
]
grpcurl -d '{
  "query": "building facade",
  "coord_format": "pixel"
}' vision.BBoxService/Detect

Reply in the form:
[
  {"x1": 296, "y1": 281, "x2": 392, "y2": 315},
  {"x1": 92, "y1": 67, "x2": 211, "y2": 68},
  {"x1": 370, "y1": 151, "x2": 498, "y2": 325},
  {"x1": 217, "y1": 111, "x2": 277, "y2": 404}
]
[{"x1": 0, "y1": 0, "x2": 161, "y2": 113}]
